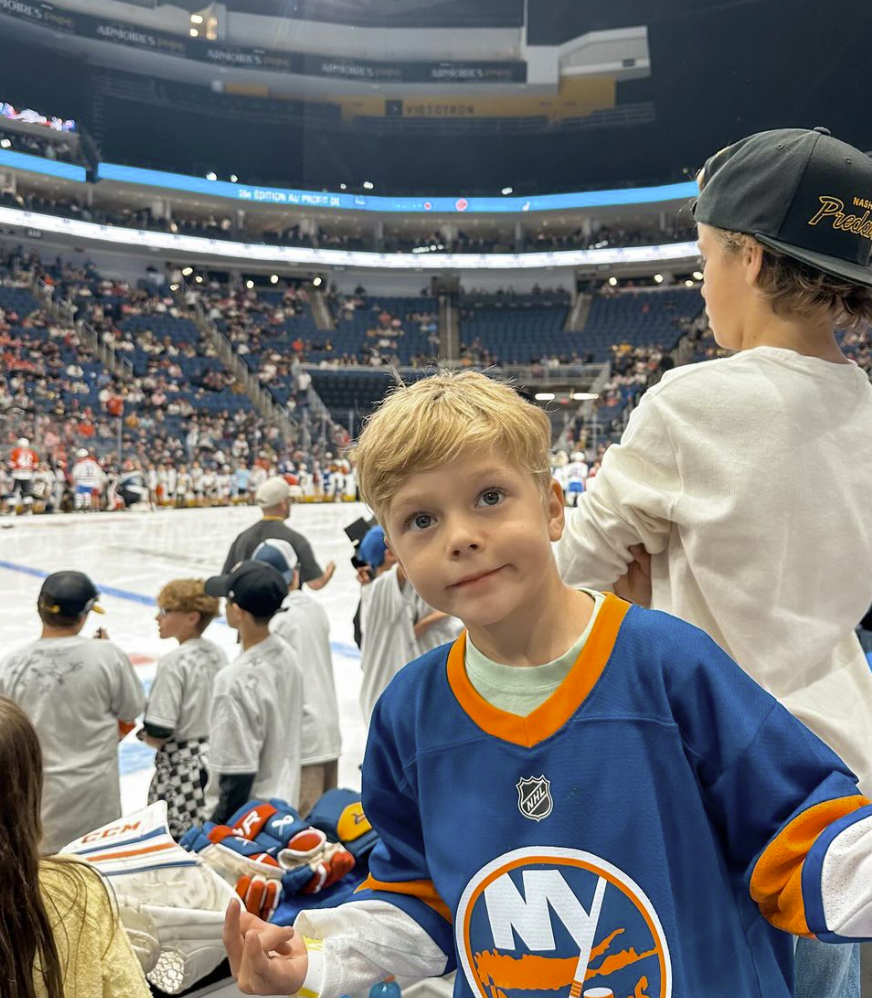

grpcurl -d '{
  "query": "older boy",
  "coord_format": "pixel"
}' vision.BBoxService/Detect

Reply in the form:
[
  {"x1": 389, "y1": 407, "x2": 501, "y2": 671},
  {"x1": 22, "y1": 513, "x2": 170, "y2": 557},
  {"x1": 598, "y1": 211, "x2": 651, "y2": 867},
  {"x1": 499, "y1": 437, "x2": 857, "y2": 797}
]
[
  {"x1": 0, "y1": 571, "x2": 144, "y2": 851},
  {"x1": 204, "y1": 560, "x2": 304, "y2": 822},
  {"x1": 224, "y1": 371, "x2": 872, "y2": 998},
  {"x1": 556, "y1": 127, "x2": 872, "y2": 997}
]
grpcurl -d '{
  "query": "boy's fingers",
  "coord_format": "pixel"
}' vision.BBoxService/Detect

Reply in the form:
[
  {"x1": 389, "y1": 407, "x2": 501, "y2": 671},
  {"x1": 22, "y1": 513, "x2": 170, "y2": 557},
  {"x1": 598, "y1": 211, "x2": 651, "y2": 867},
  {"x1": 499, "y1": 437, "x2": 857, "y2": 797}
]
[
  {"x1": 222, "y1": 899, "x2": 244, "y2": 975},
  {"x1": 241, "y1": 929, "x2": 277, "y2": 987},
  {"x1": 252, "y1": 923, "x2": 296, "y2": 954}
]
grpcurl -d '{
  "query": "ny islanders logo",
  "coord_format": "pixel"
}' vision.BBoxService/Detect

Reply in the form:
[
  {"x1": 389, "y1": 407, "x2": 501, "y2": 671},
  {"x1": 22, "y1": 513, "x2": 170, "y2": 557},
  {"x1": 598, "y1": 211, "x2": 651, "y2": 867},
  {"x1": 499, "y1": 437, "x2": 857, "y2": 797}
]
[{"x1": 456, "y1": 848, "x2": 671, "y2": 998}]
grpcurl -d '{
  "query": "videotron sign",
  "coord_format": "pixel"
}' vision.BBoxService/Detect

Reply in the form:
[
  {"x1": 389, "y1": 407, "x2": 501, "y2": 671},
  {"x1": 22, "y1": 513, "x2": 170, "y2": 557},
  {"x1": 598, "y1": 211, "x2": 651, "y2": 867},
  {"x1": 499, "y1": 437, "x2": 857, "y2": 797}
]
[{"x1": 0, "y1": 0, "x2": 526, "y2": 82}]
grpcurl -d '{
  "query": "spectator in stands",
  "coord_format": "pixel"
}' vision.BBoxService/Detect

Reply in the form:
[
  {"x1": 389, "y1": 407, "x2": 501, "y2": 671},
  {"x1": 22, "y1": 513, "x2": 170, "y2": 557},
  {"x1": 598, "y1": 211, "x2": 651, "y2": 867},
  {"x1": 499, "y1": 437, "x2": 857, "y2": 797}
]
[
  {"x1": 221, "y1": 477, "x2": 335, "y2": 590},
  {"x1": 557, "y1": 127, "x2": 872, "y2": 998}
]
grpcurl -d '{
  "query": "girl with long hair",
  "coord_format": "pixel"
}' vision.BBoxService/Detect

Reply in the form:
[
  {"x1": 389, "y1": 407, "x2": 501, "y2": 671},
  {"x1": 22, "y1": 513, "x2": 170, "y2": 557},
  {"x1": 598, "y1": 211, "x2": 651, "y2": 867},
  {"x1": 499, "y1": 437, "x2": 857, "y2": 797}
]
[{"x1": 0, "y1": 695, "x2": 150, "y2": 998}]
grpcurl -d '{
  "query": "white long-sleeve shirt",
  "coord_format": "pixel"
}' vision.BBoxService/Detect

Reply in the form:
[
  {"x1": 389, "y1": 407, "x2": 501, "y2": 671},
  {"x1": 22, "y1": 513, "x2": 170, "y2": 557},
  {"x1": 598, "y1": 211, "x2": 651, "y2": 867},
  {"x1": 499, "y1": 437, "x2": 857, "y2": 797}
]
[{"x1": 557, "y1": 346, "x2": 872, "y2": 792}]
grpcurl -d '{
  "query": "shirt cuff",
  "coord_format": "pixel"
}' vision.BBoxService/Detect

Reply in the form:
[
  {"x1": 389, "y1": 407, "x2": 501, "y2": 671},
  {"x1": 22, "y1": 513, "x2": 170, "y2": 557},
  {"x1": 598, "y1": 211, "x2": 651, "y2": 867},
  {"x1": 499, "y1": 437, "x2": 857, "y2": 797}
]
[{"x1": 297, "y1": 937, "x2": 324, "y2": 998}]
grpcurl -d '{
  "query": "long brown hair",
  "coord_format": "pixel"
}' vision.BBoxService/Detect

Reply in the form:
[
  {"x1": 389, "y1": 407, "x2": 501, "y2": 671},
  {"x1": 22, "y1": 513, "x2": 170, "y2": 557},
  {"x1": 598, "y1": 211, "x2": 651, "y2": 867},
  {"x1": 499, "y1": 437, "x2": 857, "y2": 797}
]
[{"x1": 0, "y1": 696, "x2": 81, "y2": 997}]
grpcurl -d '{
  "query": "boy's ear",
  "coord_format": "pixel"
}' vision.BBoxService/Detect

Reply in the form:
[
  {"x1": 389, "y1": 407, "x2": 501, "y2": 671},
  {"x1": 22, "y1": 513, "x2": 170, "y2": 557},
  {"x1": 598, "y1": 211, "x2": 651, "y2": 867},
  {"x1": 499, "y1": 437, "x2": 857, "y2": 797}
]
[
  {"x1": 547, "y1": 478, "x2": 566, "y2": 542},
  {"x1": 383, "y1": 533, "x2": 404, "y2": 570},
  {"x1": 744, "y1": 237, "x2": 765, "y2": 288}
]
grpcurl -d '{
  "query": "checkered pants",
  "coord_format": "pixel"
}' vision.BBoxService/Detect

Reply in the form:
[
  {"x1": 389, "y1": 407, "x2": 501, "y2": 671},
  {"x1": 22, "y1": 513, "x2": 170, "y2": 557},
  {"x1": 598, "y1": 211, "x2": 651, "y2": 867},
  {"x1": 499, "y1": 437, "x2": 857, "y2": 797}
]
[{"x1": 147, "y1": 737, "x2": 209, "y2": 841}]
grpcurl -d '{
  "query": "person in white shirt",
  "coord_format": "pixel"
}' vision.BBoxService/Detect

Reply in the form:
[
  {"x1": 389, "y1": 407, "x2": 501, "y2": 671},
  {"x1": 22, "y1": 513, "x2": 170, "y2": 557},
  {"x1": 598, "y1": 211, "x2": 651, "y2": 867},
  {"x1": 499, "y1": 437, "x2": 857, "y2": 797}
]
[
  {"x1": 0, "y1": 571, "x2": 145, "y2": 852},
  {"x1": 357, "y1": 525, "x2": 460, "y2": 725},
  {"x1": 139, "y1": 579, "x2": 229, "y2": 840},
  {"x1": 563, "y1": 451, "x2": 588, "y2": 506},
  {"x1": 556, "y1": 127, "x2": 872, "y2": 998},
  {"x1": 71, "y1": 448, "x2": 105, "y2": 510},
  {"x1": 201, "y1": 467, "x2": 217, "y2": 503},
  {"x1": 204, "y1": 561, "x2": 304, "y2": 820},
  {"x1": 175, "y1": 464, "x2": 192, "y2": 506},
  {"x1": 253, "y1": 539, "x2": 342, "y2": 815}
]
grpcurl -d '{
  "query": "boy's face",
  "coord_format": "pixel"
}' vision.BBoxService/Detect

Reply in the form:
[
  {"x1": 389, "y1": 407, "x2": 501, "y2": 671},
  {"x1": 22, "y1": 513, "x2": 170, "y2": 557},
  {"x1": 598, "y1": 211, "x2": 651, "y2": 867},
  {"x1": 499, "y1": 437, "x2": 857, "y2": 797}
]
[
  {"x1": 383, "y1": 448, "x2": 565, "y2": 632},
  {"x1": 698, "y1": 222, "x2": 757, "y2": 350},
  {"x1": 156, "y1": 606, "x2": 200, "y2": 641}
]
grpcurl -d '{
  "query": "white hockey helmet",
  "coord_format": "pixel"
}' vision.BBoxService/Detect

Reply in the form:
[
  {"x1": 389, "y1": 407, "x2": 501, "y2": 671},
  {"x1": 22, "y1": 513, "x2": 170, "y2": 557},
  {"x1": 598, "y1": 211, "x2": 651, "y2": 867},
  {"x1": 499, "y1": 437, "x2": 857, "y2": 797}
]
[
  {"x1": 17, "y1": 437, "x2": 29, "y2": 447},
  {"x1": 77, "y1": 447, "x2": 89, "y2": 458}
]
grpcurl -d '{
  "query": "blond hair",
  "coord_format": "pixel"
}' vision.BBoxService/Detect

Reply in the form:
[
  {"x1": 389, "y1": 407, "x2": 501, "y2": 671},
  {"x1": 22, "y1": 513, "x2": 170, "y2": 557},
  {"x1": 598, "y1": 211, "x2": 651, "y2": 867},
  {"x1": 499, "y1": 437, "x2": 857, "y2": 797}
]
[
  {"x1": 714, "y1": 227, "x2": 872, "y2": 330},
  {"x1": 156, "y1": 579, "x2": 220, "y2": 633},
  {"x1": 351, "y1": 370, "x2": 552, "y2": 523}
]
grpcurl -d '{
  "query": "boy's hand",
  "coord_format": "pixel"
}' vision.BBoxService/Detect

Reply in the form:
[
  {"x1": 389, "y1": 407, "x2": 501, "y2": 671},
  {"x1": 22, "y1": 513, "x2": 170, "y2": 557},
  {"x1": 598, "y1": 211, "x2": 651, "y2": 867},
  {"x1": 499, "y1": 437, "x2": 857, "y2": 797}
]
[
  {"x1": 613, "y1": 544, "x2": 652, "y2": 607},
  {"x1": 356, "y1": 565, "x2": 372, "y2": 585},
  {"x1": 223, "y1": 899, "x2": 309, "y2": 995}
]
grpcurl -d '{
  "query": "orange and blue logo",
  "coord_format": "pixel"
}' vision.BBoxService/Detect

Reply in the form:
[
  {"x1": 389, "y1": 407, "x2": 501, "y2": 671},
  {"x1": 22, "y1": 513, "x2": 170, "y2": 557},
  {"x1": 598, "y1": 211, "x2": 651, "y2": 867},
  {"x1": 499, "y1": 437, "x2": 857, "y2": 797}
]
[{"x1": 456, "y1": 848, "x2": 671, "y2": 998}]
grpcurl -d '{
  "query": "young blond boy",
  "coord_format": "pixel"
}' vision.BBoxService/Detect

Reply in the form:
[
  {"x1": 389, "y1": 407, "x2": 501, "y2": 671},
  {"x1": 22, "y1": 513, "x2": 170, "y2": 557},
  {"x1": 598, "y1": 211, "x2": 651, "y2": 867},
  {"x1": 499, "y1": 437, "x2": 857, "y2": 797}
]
[
  {"x1": 141, "y1": 579, "x2": 229, "y2": 840},
  {"x1": 556, "y1": 127, "x2": 872, "y2": 997},
  {"x1": 224, "y1": 369, "x2": 872, "y2": 998}
]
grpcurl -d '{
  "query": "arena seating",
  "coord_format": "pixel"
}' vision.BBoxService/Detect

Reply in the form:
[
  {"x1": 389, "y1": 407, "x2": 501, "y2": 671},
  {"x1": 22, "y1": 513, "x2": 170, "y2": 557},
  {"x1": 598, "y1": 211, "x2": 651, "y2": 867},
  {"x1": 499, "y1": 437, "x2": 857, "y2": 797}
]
[
  {"x1": 580, "y1": 288, "x2": 704, "y2": 362},
  {"x1": 328, "y1": 294, "x2": 439, "y2": 366},
  {"x1": 459, "y1": 290, "x2": 574, "y2": 365}
]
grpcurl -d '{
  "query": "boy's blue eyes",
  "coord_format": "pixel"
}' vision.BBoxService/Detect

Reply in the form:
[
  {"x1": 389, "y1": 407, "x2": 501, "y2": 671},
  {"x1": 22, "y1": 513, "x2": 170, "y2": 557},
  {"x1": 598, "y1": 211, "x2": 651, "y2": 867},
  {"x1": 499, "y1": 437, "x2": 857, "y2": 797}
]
[
  {"x1": 404, "y1": 488, "x2": 506, "y2": 531},
  {"x1": 480, "y1": 489, "x2": 503, "y2": 506}
]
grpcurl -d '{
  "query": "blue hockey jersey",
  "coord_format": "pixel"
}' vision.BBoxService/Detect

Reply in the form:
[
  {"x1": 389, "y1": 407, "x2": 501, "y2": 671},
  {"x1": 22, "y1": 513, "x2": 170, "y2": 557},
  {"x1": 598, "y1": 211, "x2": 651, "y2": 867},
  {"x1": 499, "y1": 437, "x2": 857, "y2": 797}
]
[{"x1": 353, "y1": 594, "x2": 872, "y2": 998}]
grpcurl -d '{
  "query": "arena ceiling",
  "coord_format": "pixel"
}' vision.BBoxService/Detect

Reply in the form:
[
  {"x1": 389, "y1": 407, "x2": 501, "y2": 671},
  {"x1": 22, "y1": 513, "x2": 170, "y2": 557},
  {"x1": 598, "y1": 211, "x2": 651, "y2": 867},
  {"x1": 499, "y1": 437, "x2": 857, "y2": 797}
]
[{"x1": 0, "y1": 0, "x2": 869, "y2": 197}]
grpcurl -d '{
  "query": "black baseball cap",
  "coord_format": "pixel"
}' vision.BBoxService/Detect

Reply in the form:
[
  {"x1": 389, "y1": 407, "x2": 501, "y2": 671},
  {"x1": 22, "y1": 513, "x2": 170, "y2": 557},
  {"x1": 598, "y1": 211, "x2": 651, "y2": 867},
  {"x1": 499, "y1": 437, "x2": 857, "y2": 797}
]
[
  {"x1": 205, "y1": 561, "x2": 287, "y2": 616},
  {"x1": 694, "y1": 127, "x2": 872, "y2": 287},
  {"x1": 38, "y1": 571, "x2": 104, "y2": 616}
]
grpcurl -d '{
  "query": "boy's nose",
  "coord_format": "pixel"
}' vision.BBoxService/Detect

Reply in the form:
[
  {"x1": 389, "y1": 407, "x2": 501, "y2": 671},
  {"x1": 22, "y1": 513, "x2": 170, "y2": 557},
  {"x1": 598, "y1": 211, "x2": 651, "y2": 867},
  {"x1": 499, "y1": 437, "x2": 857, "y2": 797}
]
[{"x1": 447, "y1": 519, "x2": 483, "y2": 556}]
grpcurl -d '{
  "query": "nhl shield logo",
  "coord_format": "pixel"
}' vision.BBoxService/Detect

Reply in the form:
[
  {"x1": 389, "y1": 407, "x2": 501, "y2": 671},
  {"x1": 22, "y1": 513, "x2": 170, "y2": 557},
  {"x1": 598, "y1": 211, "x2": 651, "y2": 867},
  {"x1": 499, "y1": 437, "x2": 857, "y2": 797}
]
[{"x1": 516, "y1": 775, "x2": 552, "y2": 821}]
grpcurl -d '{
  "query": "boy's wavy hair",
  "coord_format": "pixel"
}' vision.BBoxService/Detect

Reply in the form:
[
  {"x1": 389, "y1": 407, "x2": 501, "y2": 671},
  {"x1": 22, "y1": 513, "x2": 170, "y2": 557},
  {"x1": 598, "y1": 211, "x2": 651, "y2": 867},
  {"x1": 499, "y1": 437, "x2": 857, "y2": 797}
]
[
  {"x1": 157, "y1": 578, "x2": 220, "y2": 633},
  {"x1": 350, "y1": 369, "x2": 553, "y2": 525},
  {"x1": 713, "y1": 227, "x2": 872, "y2": 331}
]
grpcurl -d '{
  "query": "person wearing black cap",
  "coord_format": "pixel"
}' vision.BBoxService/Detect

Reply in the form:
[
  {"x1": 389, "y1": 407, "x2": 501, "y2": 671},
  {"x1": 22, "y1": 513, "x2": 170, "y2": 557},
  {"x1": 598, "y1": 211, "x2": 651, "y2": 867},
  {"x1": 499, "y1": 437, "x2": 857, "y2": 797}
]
[
  {"x1": 0, "y1": 571, "x2": 146, "y2": 852},
  {"x1": 203, "y1": 560, "x2": 304, "y2": 824},
  {"x1": 557, "y1": 127, "x2": 872, "y2": 998}
]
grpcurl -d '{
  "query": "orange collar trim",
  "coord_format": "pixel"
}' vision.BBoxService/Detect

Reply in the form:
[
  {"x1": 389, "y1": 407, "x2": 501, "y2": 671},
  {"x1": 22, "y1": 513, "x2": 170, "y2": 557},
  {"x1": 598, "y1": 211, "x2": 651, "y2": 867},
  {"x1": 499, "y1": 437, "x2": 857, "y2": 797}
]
[
  {"x1": 261, "y1": 515, "x2": 286, "y2": 521},
  {"x1": 446, "y1": 592, "x2": 630, "y2": 748}
]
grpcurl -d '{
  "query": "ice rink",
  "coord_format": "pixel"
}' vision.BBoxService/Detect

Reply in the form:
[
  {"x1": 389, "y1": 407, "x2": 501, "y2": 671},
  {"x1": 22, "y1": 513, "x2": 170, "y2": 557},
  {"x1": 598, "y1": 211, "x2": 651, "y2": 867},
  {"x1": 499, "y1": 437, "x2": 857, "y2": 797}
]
[{"x1": 0, "y1": 502, "x2": 369, "y2": 816}]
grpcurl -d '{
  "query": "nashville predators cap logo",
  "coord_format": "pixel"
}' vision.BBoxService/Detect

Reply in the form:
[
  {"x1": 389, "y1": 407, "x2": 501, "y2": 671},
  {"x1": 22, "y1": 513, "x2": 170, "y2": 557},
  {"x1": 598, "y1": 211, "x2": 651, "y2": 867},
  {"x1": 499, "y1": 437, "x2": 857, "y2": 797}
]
[
  {"x1": 517, "y1": 775, "x2": 553, "y2": 822},
  {"x1": 456, "y1": 847, "x2": 671, "y2": 998}
]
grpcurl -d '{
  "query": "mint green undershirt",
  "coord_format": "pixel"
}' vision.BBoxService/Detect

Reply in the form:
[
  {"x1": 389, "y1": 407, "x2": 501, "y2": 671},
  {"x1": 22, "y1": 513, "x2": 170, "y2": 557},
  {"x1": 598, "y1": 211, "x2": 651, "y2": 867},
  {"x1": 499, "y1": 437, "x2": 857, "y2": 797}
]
[{"x1": 464, "y1": 589, "x2": 606, "y2": 717}]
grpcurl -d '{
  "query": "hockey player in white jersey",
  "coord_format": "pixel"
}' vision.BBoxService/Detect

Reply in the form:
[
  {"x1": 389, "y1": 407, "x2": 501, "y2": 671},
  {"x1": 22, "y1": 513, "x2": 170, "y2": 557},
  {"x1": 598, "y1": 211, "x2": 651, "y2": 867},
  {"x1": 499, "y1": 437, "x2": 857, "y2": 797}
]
[
  {"x1": 71, "y1": 447, "x2": 105, "y2": 510},
  {"x1": 563, "y1": 450, "x2": 589, "y2": 507}
]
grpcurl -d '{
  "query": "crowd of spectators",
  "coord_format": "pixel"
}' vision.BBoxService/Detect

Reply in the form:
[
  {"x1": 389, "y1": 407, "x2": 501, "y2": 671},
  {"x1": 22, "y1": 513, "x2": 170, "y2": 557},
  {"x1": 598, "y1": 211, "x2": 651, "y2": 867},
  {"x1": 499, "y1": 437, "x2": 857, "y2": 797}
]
[
  {"x1": 5, "y1": 241, "x2": 872, "y2": 517},
  {"x1": 0, "y1": 249, "x2": 351, "y2": 512},
  {"x1": 0, "y1": 124, "x2": 80, "y2": 165},
  {"x1": 0, "y1": 177, "x2": 695, "y2": 256},
  {"x1": 526, "y1": 218, "x2": 696, "y2": 253}
]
